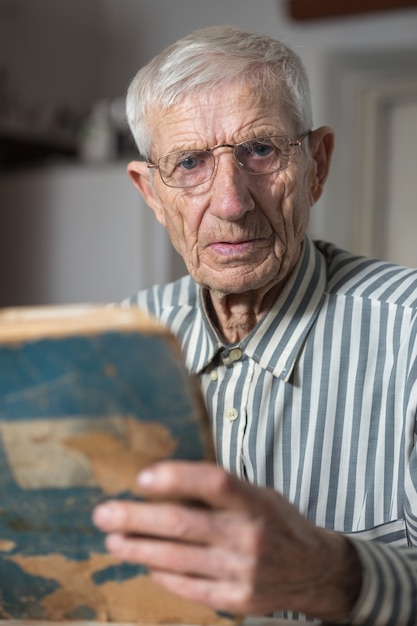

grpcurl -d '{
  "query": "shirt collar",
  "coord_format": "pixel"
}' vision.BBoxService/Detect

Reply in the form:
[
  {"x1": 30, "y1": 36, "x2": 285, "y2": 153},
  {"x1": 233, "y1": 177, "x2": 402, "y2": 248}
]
[
  {"x1": 244, "y1": 236, "x2": 327, "y2": 381},
  {"x1": 187, "y1": 237, "x2": 327, "y2": 380}
]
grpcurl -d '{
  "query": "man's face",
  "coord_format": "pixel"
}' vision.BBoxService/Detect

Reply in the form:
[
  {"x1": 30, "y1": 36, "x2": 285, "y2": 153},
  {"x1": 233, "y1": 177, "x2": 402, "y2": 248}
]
[{"x1": 133, "y1": 83, "x2": 326, "y2": 296}]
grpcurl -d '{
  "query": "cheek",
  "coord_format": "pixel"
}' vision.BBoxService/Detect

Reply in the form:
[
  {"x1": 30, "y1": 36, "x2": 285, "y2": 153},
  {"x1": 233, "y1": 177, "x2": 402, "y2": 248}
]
[
  {"x1": 258, "y1": 174, "x2": 294, "y2": 229},
  {"x1": 161, "y1": 193, "x2": 203, "y2": 255},
  {"x1": 280, "y1": 170, "x2": 311, "y2": 218},
  {"x1": 262, "y1": 172, "x2": 311, "y2": 247}
]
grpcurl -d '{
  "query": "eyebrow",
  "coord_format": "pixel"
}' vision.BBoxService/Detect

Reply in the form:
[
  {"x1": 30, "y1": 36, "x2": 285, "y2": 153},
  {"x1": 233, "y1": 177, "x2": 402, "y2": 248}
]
[{"x1": 162, "y1": 132, "x2": 286, "y2": 156}]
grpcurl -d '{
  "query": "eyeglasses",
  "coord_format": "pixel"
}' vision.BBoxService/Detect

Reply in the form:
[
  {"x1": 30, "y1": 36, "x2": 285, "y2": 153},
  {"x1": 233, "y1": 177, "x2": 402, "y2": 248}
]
[{"x1": 147, "y1": 131, "x2": 311, "y2": 188}]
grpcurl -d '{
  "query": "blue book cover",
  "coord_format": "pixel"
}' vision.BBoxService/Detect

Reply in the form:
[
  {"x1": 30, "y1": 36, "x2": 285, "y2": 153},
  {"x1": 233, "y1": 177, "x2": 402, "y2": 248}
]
[{"x1": 0, "y1": 305, "x2": 226, "y2": 624}]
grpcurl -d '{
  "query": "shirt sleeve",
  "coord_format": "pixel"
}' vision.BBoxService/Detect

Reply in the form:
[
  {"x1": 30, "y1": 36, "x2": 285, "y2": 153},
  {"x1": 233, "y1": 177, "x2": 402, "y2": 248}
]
[
  {"x1": 344, "y1": 535, "x2": 417, "y2": 624},
  {"x1": 343, "y1": 424, "x2": 417, "y2": 625}
]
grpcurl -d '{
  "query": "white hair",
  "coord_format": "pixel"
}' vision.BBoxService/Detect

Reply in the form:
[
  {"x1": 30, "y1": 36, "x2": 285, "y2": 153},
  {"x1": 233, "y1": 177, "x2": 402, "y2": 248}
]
[{"x1": 126, "y1": 25, "x2": 313, "y2": 159}]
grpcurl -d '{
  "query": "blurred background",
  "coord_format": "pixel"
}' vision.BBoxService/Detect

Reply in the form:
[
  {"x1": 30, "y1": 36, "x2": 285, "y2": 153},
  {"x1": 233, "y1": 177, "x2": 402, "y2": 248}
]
[{"x1": 0, "y1": 0, "x2": 416, "y2": 306}]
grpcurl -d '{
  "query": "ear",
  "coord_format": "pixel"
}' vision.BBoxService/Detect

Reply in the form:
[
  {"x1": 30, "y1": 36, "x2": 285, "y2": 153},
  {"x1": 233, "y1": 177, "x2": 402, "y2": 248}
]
[
  {"x1": 126, "y1": 161, "x2": 166, "y2": 226},
  {"x1": 307, "y1": 126, "x2": 335, "y2": 204}
]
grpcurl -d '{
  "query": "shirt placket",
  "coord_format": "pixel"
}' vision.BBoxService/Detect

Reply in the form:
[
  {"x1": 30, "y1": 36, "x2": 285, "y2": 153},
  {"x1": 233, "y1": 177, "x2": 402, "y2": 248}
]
[{"x1": 217, "y1": 347, "x2": 254, "y2": 478}]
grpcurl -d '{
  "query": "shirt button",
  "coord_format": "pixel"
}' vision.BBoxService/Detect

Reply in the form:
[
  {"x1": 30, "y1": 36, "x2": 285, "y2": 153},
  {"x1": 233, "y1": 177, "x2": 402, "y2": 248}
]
[
  {"x1": 229, "y1": 348, "x2": 243, "y2": 362},
  {"x1": 210, "y1": 370, "x2": 218, "y2": 381},
  {"x1": 222, "y1": 347, "x2": 243, "y2": 365},
  {"x1": 225, "y1": 407, "x2": 239, "y2": 421}
]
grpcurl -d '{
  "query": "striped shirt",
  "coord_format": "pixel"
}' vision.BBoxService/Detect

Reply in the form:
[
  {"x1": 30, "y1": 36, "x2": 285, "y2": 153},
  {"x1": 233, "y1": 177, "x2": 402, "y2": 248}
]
[{"x1": 125, "y1": 236, "x2": 417, "y2": 624}]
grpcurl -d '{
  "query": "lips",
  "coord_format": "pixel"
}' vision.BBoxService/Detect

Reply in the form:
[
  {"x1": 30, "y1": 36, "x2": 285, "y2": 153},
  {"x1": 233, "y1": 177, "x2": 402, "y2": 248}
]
[{"x1": 209, "y1": 239, "x2": 259, "y2": 256}]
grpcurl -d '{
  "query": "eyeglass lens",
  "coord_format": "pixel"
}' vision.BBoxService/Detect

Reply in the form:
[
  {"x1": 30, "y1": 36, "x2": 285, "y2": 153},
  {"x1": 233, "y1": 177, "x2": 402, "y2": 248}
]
[{"x1": 159, "y1": 136, "x2": 293, "y2": 188}]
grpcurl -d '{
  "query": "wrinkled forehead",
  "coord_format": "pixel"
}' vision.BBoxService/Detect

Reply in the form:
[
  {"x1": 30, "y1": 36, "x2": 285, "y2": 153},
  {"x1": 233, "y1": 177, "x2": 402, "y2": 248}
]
[{"x1": 144, "y1": 81, "x2": 295, "y2": 156}]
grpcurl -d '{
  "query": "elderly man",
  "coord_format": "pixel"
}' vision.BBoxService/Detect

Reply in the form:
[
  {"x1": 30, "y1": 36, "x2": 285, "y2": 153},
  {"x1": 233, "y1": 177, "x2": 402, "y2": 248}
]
[{"x1": 93, "y1": 26, "x2": 417, "y2": 624}]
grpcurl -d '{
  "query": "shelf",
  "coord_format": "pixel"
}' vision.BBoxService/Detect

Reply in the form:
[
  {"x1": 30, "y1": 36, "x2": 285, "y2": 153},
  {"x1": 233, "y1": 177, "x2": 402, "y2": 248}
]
[{"x1": 0, "y1": 121, "x2": 77, "y2": 168}]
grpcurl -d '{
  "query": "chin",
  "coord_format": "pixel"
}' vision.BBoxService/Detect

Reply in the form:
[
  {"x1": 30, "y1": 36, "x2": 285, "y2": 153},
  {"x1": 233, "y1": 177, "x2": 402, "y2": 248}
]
[
  {"x1": 191, "y1": 259, "x2": 282, "y2": 294},
  {"x1": 205, "y1": 274, "x2": 276, "y2": 296}
]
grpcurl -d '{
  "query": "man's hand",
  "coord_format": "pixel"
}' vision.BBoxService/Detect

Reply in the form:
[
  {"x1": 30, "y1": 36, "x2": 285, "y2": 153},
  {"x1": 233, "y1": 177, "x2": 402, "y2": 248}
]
[{"x1": 92, "y1": 461, "x2": 361, "y2": 621}]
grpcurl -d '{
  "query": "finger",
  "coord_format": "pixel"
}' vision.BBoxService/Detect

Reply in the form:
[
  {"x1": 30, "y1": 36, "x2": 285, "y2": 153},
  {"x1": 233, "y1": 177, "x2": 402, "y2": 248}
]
[
  {"x1": 136, "y1": 460, "x2": 258, "y2": 511},
  {"x1": 93, "y1": 499, "x2": 215, "y2": 541},
  {"x1": 104, "y1": 532, "x2": 251, "y2": 582},
  {"x1": 93, "y1": 499, "x2": 258, "y2": 551},
  {"x1": 149, "y1": 570, "x2": 254, "y2": 615}
]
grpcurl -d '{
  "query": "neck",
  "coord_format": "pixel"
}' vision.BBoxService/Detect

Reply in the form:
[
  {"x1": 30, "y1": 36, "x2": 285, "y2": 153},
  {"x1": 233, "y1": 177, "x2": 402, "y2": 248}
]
[
  {"x1": 205, "y1": 241, "x2": 305, "y2": 344},
  {"x1": 206, "y1": 282, "x2": 283, "y2": 344}
]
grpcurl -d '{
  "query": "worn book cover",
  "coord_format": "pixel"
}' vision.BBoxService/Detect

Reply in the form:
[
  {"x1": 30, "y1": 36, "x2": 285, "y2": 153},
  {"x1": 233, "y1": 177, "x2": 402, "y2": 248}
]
[{"x1": 0, "y1": 304, "x2": 229, "y2": 624}]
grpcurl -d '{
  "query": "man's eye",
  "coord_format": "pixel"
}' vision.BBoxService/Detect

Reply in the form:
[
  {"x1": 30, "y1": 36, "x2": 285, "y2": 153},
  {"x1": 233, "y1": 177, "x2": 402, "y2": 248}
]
[
  {"x1": 249, "y1": 142, "x2": 275, "y2": 157},
  {"x1": 177, "y1": 153, "x2": 204, "y2": 170}
]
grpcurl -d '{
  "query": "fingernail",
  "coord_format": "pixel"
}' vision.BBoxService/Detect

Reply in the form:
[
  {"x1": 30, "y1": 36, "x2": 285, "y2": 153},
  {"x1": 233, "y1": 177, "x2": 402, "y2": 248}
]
[
  {"x1": 106, "y1": 533, "x2": 123, "y2": 550},
  {"x1": 93, "y1": 503, "x2": 113, "y2": 526},
  {"x1": 137, "y1": 469, "x2": 155, "y2": 487}
]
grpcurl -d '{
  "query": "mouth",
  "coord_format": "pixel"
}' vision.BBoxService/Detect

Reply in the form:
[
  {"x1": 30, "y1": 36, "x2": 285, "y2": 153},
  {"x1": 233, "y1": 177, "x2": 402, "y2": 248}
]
[{"x1": 209, "y1": 239, "x2": 260, "y2": 256}]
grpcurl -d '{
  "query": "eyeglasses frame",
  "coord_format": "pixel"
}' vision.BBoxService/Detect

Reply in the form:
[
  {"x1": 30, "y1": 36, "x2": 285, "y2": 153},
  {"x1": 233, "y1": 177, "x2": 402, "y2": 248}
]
[{"x1": 146, "y1": 130, "x2": 311, "y2": 188}]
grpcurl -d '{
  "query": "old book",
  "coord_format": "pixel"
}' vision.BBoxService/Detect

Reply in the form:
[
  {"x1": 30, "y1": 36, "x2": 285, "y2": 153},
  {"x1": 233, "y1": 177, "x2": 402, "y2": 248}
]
[{"x1": 0, "y1": 304, "x2": 230, "y2": 624}]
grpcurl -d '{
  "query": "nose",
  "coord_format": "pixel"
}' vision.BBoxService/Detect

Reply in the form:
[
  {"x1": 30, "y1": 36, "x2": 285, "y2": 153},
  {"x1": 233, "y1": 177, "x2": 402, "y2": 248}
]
[{"x1": 209, "y1": 149, "x2": 254, "y2": 220}]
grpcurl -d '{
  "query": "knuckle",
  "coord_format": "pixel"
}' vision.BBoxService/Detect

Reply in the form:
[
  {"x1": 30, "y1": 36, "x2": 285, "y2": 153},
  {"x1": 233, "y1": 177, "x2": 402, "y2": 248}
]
[
  {"x1": 209, "y1": 466, "x2": 235, "y2": 494},
  {"x1": 252, "y1": 522, "x2": 266, "y2": 550},
  {"x1": 166, "y1": 504, "x2": 194, "y2": 539}
]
